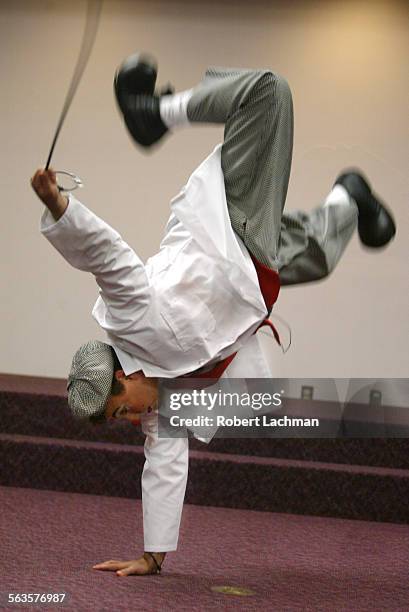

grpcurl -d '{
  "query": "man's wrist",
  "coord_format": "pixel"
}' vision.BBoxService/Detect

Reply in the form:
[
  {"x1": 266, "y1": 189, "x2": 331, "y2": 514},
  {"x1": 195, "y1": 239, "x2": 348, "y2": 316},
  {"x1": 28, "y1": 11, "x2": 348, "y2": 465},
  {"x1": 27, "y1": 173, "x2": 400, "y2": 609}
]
[
  {"x1": 143, "y1": 551, "x2": 166, "y2": 572},
  {"x1": 47, "y1": 194, "x2": 69, "y2": 222}
]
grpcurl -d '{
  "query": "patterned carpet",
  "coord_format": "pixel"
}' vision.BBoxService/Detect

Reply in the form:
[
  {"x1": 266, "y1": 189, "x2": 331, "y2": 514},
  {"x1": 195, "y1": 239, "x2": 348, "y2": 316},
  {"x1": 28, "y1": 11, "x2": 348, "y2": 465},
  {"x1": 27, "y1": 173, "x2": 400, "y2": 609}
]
[{"x1": 2, "y1": 486, "x2": 409, "y2": 612}]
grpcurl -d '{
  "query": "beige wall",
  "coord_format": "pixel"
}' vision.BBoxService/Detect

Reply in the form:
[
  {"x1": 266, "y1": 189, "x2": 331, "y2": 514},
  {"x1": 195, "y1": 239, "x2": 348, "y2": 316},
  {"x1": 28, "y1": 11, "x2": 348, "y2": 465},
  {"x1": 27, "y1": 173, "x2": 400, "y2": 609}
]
[{"x1": 1, "y1": 0, "x2": 408, "y2": 379}]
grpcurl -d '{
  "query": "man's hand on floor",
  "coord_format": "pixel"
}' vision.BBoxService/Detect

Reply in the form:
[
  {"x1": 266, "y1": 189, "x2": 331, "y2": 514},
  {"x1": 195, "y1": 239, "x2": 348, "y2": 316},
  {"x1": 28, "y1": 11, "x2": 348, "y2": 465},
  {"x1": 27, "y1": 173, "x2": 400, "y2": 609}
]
[{"x1": 92, "y1": 553, "x2": 166, "y2": 576}]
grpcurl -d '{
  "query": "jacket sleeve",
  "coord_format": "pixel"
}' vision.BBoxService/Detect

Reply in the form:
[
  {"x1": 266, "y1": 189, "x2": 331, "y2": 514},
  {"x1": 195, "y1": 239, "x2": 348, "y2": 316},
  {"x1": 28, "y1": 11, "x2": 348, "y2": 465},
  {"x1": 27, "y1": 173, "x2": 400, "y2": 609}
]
[
  {"x1": 140, "y1": 411, "x2": 189, "y2": 552},
  {"x1": 40, "y1": 195, "x2": 150, "y2": 322}
]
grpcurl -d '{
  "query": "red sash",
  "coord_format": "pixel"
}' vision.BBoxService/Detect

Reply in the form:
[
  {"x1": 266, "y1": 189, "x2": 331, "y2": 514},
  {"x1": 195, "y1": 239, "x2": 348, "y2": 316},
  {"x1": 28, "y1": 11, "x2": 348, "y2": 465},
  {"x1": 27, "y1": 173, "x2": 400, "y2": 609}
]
[{"x1": 179, "y1": 254, "x2": 281, "y2": 381}]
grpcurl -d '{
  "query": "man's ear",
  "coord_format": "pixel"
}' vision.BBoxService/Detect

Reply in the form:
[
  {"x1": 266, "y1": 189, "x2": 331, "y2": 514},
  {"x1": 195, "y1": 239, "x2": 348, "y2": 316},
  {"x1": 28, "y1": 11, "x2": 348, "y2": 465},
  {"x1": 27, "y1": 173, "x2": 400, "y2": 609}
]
[{"x1": 114, "y1": 369, "x2": 126, "y2": 380}]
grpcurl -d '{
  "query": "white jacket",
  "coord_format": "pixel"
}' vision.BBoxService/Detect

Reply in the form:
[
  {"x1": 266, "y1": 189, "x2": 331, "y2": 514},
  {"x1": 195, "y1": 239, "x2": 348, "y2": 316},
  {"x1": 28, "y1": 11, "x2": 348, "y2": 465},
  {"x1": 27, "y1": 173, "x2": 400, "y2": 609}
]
[
  {"x1": 41, "y1": 144, "x2": 273, "y2": 551},
  {"x1": 41, "y1": 145, "x2": 268, "y2": 378}
]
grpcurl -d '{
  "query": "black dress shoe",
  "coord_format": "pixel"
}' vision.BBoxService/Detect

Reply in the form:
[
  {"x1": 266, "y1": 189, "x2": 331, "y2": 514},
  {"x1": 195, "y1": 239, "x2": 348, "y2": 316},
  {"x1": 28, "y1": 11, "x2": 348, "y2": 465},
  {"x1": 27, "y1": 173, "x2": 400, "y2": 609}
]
[
  {"x1": 114, "y1": 52, "x2": 157, "y2": 105},
  {"x1": 334, "y1": 170, "x2": 396, "y2": 248},
  {"x1": 114, "y1": 52, "x2": 170, "y2": 148},
  {"x1": 120, "y1": 93, "x2": 169, "y2": 147}
]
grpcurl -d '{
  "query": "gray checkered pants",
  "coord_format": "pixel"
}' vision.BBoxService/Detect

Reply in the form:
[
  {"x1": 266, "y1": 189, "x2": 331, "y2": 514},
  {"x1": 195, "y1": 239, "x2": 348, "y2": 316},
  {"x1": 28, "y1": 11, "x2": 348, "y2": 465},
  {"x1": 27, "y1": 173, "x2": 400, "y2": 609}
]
[{"x1": 187, "y1": 67, "x2": 358, "y2": 285}]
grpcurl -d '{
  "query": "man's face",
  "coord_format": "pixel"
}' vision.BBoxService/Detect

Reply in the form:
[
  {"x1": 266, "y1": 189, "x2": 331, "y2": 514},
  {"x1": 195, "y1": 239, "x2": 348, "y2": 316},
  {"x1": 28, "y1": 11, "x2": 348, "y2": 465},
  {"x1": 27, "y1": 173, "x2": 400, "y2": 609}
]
[{"x1": 104, "y1": 371, "x2": 158, "y2": 424}]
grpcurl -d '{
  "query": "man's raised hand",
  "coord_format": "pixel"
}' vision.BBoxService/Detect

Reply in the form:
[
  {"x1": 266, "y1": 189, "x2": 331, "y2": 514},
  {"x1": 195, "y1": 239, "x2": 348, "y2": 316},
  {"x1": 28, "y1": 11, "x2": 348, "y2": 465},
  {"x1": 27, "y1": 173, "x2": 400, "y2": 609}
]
[{"x1": 31, "y1": 168, "x2": 68, "y2": 221}]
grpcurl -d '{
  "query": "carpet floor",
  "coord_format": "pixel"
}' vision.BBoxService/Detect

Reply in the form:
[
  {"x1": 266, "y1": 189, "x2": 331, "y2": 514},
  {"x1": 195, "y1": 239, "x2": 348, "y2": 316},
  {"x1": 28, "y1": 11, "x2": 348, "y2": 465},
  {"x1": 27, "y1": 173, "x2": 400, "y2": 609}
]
[{"x1": 1, "y1": 486, "x2": 409, "y2": 612}]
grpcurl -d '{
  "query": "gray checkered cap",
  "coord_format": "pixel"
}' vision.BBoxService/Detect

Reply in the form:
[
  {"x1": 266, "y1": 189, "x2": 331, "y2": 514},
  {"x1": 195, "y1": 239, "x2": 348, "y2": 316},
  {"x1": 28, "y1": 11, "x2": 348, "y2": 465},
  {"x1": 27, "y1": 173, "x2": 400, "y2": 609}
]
[{"x1": 67, "y1": 340, "x2": 114, "y2": 420}]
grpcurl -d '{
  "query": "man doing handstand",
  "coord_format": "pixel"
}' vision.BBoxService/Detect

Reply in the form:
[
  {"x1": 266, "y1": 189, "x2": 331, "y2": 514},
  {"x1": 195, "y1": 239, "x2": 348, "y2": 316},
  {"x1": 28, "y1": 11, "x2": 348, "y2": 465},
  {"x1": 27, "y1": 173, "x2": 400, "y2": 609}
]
[{"x1": 31, "y1": 53, "x2": 395, "y2": 575}]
